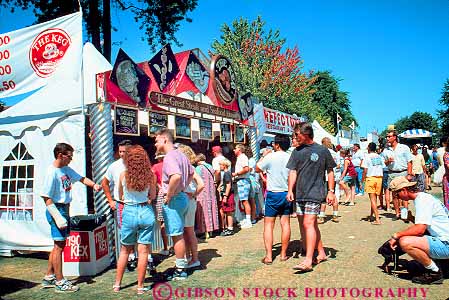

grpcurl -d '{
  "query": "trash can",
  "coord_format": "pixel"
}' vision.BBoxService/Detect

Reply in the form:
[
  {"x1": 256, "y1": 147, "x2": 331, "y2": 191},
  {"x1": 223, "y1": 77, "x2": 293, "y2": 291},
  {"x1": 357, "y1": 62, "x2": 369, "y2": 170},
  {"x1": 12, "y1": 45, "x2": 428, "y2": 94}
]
[{"x1": 62, "y1": 214, "x2": 110, "y2": 276}]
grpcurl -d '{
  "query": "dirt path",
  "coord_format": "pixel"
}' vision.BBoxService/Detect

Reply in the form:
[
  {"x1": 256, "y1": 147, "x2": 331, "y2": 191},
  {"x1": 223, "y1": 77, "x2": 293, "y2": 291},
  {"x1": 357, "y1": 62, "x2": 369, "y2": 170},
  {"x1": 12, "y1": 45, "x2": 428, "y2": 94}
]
[{"x1": 1, "y1": 189, "x2": 448, "y2": 299}]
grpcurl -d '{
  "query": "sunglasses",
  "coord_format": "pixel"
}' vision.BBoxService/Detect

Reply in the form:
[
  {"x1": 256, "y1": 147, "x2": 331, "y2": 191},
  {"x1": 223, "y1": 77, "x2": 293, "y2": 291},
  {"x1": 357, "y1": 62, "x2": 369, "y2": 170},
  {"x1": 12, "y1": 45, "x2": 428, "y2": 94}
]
[{"x1": 62, "y1": 153, "x2": 73, "y2": 159}]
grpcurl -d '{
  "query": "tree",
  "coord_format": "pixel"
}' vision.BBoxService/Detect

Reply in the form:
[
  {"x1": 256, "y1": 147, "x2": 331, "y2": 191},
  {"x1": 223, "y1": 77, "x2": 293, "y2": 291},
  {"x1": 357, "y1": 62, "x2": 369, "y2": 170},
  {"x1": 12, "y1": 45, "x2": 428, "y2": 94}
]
[
  {"x1": 0, "y1": 0, "x2": 198, "y2": 61},
  {"x1": 437, "y1": 78, "x2": 449, "y2": 136},
  {"x1": 309, "y1": 71, "x2": 356, "y2": 134},
  {"x1": 211, "y1": 17, "x2": 316, "y2": 116}
]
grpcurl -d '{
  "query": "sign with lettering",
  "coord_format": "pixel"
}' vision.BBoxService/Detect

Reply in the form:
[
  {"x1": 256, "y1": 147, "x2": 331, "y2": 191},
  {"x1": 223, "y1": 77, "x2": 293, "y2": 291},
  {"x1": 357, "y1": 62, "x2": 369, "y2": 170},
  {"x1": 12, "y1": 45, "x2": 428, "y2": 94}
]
[
  {"x1": 148, "y1": 44, "x2": 179, "y2": 91},
  {"x1": 199, "y1": 119, "x2": 213, "y2": 140},
  {"x1": 94, "y1": 226, "x2": 108, "y2": 260},
  {"x1": 64, "y1": 231, "x2": 90, "y2": 262},
  {"x1": 220, "y1": 123, "x2": 233, "y2": 143},
  {"x1": 210, "y1": 55, "x2": 238, "y2": 106},
  {"x1": 149, "y1": 91, "x2": 240, "y2": 120},
  {"x1": 148, "y1": 111, "x2": 168, "y2": 136},
  {"x1": 175, "y1": 116, "x2": 191, "y2": 139},
  {"x1": 234, "y1": 126, "x2": 246, "y2": 143},
  {"x1": 110, "y1": 49, "x2": 150, "y2": 108},
  {"x1": 114, "y1": 105, "x2": 139, "y2": 136},
  {"x1": 264, "y1": 107, "x2": 303, "y2": 135}
]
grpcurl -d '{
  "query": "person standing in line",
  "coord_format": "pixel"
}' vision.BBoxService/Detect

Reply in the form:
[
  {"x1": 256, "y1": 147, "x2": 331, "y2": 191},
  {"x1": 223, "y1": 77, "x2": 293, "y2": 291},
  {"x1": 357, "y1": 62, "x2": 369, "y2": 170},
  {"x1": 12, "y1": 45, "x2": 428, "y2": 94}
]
[
  {"x1": 113, "y1": 145, "x2": 157, "y2": 294},
  {"x1": 151, "y1": 152, "x2": 170, "y2": 256},
  {"x1": 247, "y1": 148, "x2": 262, "y2": 223},
  {"x1": 218, "y1": 159, "x2": 236, "y2": 236},
  {"x1": 232, "y1": 144, "x2": 253, "y2": 229},
  {"x1": 256, "y1": 134, "x2": 292, "y2": 264},
  {"x1": 41, "y1": 143, "x2": 102, "y2": 292},
  {"x1": 442, "y1": 137, "x2": 449, "y2": 210},
  {"x1": 101, "y1": 140, "x2": 135, "y2": 265},
  {"x1": 384, "y1": 130, "x2": 413, "y2": 220},
  {"x1": 317, "y1": 137, "x2": 340, "y2": 223},
  {"x1": 211, "y1": 146, "x2": 226, "y2": 187},
  {"x1": 361, "y1": 142, "x2": 385, "y2": 225},
  {"x1": 155, "y1": 129, "x2": 194, "y2": 280},
  {"x1": 410, "y1": 144, "x2": 427, "y2": 192},
  {"x1": 177, "y1": 144, "x2": 204, "y2": 269},
  {"x1": 351, "y1": 143, "x2": 364, "y2": 196},
  {"x1": 287, "y1": 123, "x2": 336, "y2": 272}
]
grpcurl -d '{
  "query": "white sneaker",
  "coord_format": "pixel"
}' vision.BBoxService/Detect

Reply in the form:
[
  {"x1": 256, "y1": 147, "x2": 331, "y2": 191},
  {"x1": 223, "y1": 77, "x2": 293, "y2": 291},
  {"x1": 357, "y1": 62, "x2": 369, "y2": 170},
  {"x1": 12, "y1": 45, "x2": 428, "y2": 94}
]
[{"x1": 240, "y1": 220, "x2": 252, "y2": 229}]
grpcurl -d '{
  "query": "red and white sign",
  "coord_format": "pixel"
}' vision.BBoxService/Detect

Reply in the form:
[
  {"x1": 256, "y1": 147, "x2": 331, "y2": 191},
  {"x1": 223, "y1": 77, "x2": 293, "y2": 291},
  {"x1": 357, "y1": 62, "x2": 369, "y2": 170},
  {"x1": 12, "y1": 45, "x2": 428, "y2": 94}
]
[
  {"x1": 264, "y1": 107, "x2": 303, "y2": 135},
  {"x1": 0, "y1": 12, "x2": 82, "y2": 98},
  {"x1": 64, "y1": 231, "x2": 91, "y2": 262},
  {"x1": 94, "y1": 226, "x2": 108, "y2": 260}
]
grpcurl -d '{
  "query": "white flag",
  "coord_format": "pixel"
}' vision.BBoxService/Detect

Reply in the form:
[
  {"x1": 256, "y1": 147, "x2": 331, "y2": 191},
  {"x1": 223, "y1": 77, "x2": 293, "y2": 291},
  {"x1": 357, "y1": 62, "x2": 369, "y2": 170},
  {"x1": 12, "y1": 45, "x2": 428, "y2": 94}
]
[
  {"x1": 349, "y1": 121, "x2": 355, "y2": 130},
  {"x1": 0, "y1": 12, "x2": 82, "y2": 98},
  {"x1": 336, "y1": 113, "x2": 342, "y2": 124}
]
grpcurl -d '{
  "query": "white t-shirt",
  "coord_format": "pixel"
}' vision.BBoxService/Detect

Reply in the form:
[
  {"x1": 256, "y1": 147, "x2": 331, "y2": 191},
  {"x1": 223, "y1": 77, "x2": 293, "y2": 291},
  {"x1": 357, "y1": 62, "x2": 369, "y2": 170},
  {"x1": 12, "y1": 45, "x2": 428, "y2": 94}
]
[
  {"x1": 411, "y1": 153, "x2": 425, "y2": 174},
  {"x1": 212, "y1": 154, "x2": 226, "y2": 171},
  {"x1": 414, "y1": 192, "x2": 449, "y2": 242},
  {"x1": 104, "y1": 158, "x2": 126, "y2": 201},
  {"x1": 235, "y1": 153, "x2": 249, "y2": 179},
  {"x1": 387, "y1": 143, "x2": 413, "y2": 171},
  {"x1": 41, "y1": 165, "x2": 83, "y2": 204},
  {"x1": 352, "y1": 150, "x2": 364, "y2": 167},
  {"x1": 257, "y1": 151, "x2": 289, "y2": 192},
  {"x1": 361, "y1": 152, "x2": 385, "y2": 177}
]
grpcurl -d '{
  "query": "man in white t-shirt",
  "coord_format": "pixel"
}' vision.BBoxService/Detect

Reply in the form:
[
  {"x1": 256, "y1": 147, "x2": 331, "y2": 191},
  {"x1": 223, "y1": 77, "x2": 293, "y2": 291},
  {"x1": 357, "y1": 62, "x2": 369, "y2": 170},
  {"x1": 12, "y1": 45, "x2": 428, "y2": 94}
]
[
  {"x1": 361, "y1": 142, "x2": 385, "y2": 224},
  {"x1": 232, "y1": 144, "x2": 252, "y2": 229},
  {"x1": 211, "y1": 146, "x2": 226, "y2": 185},
  {"x1": 256, "y1": 134, "x2": 292, "y2": 264},
  {"x1": 389, "y1": 177, "x2": 449, "y2": 284}
]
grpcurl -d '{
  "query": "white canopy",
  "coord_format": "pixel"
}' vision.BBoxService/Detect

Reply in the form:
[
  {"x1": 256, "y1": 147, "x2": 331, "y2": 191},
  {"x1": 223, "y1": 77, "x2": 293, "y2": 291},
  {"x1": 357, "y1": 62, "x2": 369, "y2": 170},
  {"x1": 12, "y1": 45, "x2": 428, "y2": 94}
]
[{"x1": 399, "y1": 129, "x2": 434, "y2": 139}]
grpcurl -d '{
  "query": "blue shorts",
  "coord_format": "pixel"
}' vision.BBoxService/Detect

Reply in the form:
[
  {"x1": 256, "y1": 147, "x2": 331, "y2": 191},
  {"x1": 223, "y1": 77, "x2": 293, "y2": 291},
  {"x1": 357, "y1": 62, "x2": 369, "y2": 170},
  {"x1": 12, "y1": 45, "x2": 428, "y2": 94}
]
[
  {"x1": 46, "y1": 203, "x2": 70, "y2": 241},
  {"x1": 426, "y1": 236, "x2": 449, "y2": 259},
  {"x1": 264, "y1": 191, "x2": 292, "y2": 217},
  {"x1": 162, "y1": 192, "x2": 188, "y2": 237},
  {"x1": 120, "y1": 203, "x2": 155, "y2": 245},
  {"x1": 237, "y1": 178, "x2": 251, "y2": 201},
  {"x1": 382, "y1": 171, "x2": 389, "y2": 189}
]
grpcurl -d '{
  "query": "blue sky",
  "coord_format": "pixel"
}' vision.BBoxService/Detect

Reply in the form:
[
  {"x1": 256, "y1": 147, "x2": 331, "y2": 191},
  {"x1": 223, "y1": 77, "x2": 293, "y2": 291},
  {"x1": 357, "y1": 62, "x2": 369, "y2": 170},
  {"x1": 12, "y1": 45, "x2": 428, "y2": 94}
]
[{"x1": 1, "y1": 0, "x2": 449, "y2": 136}]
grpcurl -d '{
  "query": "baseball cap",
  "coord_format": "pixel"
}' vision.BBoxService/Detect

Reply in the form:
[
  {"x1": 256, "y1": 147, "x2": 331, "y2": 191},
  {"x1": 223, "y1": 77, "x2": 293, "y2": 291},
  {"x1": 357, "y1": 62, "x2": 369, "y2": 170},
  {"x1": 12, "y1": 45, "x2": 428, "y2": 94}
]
[
  {"x1": 389, "y1": 176, "x2": 416, "y2": 192},
  {"x1": 336, "y1": 145, "x2": 342, "y2": 151},
  {"x1": 212, "y1": 146, "x2": 222, "y2": 153}
]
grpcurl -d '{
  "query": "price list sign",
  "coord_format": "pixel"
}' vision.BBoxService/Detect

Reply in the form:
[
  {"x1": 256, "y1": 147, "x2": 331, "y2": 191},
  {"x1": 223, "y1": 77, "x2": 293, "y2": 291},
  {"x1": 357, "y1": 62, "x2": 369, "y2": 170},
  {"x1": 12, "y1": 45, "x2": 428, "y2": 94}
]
[
  {"x1": 114, "y1": 106, "x2": 140, "y2": 136},
  {"x1": 148, "y1": 111, "x2": 168, "y2": 136},
  {"x1": 0, "y1": 12, "x2": 82, "y2": 99}
]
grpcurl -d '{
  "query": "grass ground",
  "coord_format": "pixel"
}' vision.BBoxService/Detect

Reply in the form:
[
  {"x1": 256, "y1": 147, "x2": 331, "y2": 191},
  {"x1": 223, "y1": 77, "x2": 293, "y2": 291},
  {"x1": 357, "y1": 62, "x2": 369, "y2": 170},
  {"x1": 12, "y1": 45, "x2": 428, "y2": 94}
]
[{"x1": 1, "y1": 188, "x2": 448, "y2": 299}]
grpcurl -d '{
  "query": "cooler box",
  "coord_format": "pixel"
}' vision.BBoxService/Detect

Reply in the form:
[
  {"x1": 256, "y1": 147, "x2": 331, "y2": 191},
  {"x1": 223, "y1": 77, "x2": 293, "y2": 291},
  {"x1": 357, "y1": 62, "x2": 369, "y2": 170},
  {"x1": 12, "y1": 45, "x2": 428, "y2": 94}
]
[{"x1": 62, "y1": 214, "x2": 110, "y2": 276}]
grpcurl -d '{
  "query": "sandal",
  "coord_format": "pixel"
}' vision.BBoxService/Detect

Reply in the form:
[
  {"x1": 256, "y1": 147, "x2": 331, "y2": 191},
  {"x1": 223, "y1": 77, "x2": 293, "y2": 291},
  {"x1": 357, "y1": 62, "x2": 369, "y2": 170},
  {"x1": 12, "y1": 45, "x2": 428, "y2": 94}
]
[
  {"x1": 137, "y1": 287, "x2": 149, "y2": 295},
  {"x1": 112, "y1": 285, "x2": 121, "y2": 292},
  {"x1": 312, "y1": 256, "x2": 328, "y2": 265},
  {"x1": 371, "y1": 221, "x2": 382, "y2": 225},
  {"x1": 261, "y1": 257, "x2": 272, "y2": 265},
  {"x1": 292, "y1": 262, "x2": 313, "y2": 273}
]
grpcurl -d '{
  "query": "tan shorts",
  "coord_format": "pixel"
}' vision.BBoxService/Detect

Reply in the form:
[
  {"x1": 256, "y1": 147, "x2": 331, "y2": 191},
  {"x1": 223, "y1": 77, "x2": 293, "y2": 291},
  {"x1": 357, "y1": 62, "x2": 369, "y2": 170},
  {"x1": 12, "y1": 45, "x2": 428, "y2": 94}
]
[{"x1": 365, "y1": 176, "x2": 383, "y2": 195}]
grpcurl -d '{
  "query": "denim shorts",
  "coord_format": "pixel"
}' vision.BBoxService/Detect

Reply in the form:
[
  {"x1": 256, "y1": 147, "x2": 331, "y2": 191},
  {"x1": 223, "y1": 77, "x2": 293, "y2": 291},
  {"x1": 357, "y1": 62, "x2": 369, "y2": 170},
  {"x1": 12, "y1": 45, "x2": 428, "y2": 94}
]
[
  {"x1": 162, "y1": 192, "x2": 188, "y2": 237},
  {"x1": 426, "y1": 236, "x2": 449, "y2": 259},
  {"x1": 46, "y1": 203, "x2": 70, "y2": 241},
  {"x1": 342, "y1": 176, "x2": 356, "y2": 186},
  {"x1": 264, "y1": 191, "x2": 292, "y2": 217},
  {"x1": 120, "y1": 203, "x2": 155, "y2": 245}
]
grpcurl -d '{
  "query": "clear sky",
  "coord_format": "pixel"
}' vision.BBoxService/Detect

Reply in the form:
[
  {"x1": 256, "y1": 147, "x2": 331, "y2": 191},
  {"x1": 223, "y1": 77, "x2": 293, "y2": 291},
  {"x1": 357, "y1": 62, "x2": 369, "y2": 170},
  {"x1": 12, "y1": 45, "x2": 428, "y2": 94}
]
[{"x1": 1, "y1": 0, "x2": 449, "y2": 136}]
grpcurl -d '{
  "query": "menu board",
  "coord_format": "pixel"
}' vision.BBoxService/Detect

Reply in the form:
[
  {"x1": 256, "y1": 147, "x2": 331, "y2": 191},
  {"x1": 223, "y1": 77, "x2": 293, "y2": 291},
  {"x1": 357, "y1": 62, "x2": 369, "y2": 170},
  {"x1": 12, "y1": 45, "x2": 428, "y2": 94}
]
[
  {"x1": 199, "y1": 120, "x2": 213, "y2": 140},
  {"x1": 114, "y1": 106, "x2": 139, "y2": 136},
  {"x1": 234, "y1": 126, "x2": 246, "y2": 143},
  {"x1": 175, "y1": 116, "x2": 191, "y2": 139},
  {"x1": 220, "y1": 123, "x2": 233, "y2": 142},
  {"x1": 148, "y1": 111, "x2": 168, "y2": 136}
]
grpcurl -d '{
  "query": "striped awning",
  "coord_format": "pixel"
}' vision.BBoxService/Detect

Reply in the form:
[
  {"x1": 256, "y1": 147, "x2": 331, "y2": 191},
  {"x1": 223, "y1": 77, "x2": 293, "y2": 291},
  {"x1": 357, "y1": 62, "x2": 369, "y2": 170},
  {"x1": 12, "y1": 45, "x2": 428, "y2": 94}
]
[{"x1": 399, "y1": 129, "x2": 434, "y2": 138}]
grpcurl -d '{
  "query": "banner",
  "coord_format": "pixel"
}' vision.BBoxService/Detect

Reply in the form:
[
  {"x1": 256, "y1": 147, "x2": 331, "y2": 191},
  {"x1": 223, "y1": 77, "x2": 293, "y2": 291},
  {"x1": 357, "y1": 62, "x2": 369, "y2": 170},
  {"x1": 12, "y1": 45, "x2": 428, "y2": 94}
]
[
  {"x1": 263, "y1": 107, "x2": 303, "y2": 135},
  {"x1": 0, "y1": 12, "x2": 82, "y2": 98},
  {"x1": 148, "y1": 44, "x2": 179, "y2": 92}
]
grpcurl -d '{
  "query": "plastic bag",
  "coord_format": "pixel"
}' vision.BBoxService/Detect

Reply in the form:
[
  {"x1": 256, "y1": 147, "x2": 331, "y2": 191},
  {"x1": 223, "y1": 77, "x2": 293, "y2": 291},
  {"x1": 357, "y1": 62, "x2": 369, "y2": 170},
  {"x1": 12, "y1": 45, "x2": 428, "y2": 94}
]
[{"x1": 433, "y1": 166, "x2": 444, "y2": 185}]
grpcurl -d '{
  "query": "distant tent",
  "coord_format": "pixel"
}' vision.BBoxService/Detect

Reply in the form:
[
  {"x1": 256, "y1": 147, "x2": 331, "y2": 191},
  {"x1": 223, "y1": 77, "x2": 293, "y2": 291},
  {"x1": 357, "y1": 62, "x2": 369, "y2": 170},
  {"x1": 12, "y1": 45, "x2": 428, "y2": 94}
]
[{"x1": 399, "y1": 129, "x2": 434, "y2": 139}]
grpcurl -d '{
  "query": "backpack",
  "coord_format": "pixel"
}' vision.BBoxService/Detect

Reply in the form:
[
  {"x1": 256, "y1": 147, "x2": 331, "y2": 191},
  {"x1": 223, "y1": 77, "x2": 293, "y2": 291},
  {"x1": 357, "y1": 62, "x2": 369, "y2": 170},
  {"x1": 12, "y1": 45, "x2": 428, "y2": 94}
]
[{"x1": 346, "y1": 158, "x2": 357, "y2": 177}]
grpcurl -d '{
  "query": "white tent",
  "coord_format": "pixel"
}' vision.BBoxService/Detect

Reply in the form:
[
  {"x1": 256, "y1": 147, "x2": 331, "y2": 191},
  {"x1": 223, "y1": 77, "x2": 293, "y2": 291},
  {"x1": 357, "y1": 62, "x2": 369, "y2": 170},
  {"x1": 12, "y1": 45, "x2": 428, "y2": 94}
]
[
  {"x1": 0, "y1": 43, "x2": 111, "y2": 253},
  {"x1": 399, "y1": 129, "x2": 434, "y2": 139},
  {"x1": 312, "y1": 120, "x2": 337, "y2": 145}
]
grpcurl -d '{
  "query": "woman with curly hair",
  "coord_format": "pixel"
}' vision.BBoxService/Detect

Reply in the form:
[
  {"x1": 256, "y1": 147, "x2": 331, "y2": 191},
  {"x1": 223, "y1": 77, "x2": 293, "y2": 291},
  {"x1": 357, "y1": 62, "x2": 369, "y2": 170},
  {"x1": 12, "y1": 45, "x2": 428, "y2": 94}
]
[{"x1": 113, "y1": 145, "x2": 157, "y2": 295}]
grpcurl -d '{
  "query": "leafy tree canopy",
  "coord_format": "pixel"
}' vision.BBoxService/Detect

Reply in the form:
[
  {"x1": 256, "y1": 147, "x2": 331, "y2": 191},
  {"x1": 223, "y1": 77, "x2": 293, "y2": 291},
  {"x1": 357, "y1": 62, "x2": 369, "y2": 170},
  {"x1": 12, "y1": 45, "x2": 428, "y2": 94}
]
[
  {"x1": 437, "y1": 78, "x2": 449, "y2": 136},
  {"x1": 0, "y1": 0, "x2": 198, "y2": 61}
]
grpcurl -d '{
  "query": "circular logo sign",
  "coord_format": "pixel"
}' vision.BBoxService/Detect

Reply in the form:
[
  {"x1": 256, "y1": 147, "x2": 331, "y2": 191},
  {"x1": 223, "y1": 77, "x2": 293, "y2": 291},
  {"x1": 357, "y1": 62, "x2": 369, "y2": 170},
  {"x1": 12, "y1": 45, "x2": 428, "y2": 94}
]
[
  {"x1": 29, "y1": 28, "x2": 71, "y2": 78},
  {"x1": 210, "y1": 55, "x2": 238, "y2": 105}
]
